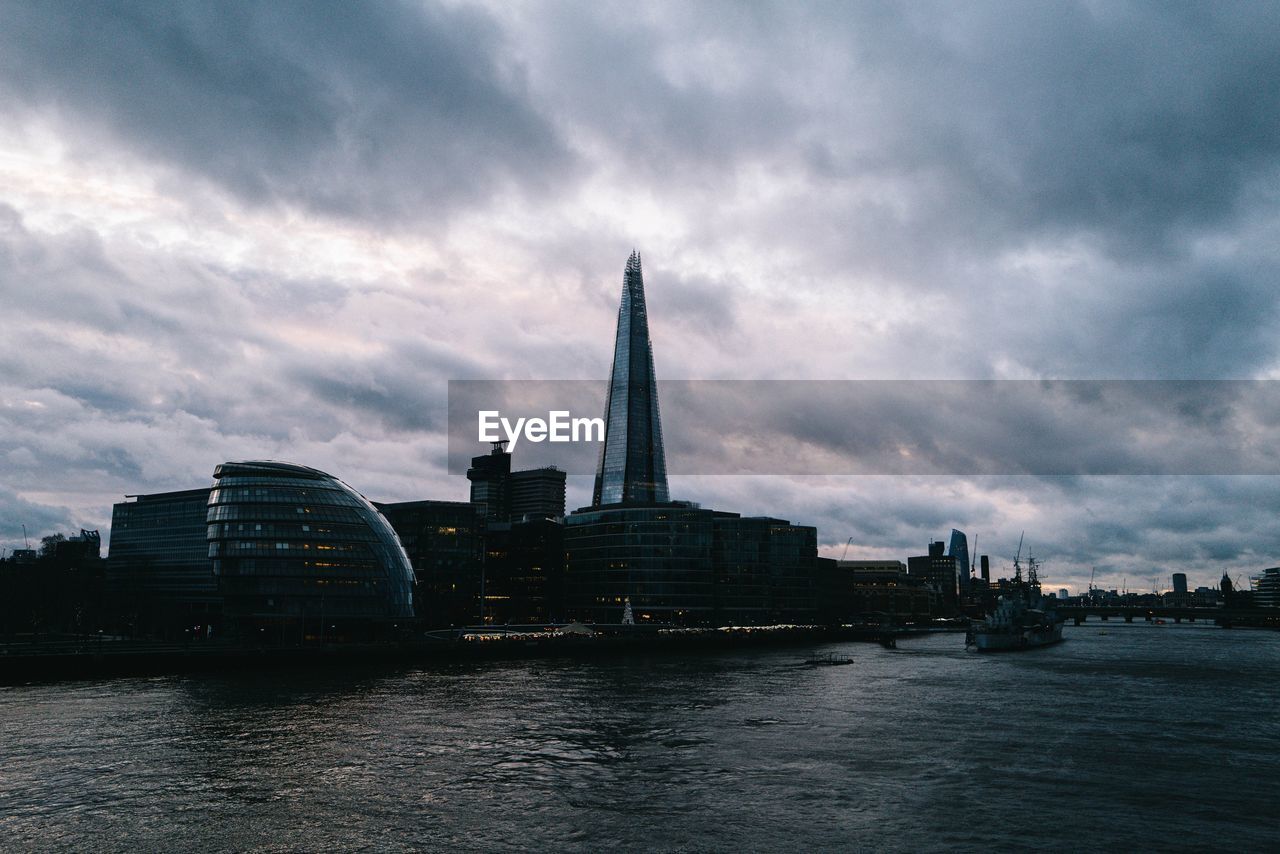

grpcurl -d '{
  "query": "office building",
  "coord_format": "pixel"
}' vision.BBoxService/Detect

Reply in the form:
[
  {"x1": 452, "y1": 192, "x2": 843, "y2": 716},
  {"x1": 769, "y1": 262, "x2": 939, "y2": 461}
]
[
  {"x1": 819, "y1": 560, "x2": 931, "y2": 621},
  {"x1": 1172, "y1": 572, "x2": 1188, "y2": 594},
  {"x1": 108, "y1": 487, "x2": 217, "y2": 633},
  {"x1": 208, "y1": 461, "x2": 414, "y2": 641},
  {"x1": 468, "y1": 442, "x2": 566, "y2": 522},
  {"x1": 712, "y1": 514, "x2": 819, "y2": 624},
  {"x1": 948, "y1": 529, "x2": 970, "y2": 593},
  {"x1": 376, "y1": 499, "x2": 483, "y2": 627},
  {"x1": 510, "y1": 467, "x2": 566, "y2": 520},
  {"x1": 481, "y1": 517, "x2": 565, "y2": 624},
  {"x1": 592, "y1": 251, "x2": 669, "y2": 507},
  {"x1": 908, "y1": 539, "x2": 960, "y2": 609},
  {"x1": 565, "y1": 502, "x2": 715, "y2": 624},
  {"x1": 1253, "y1": 567, "x2": 1280, "y2": 608}
]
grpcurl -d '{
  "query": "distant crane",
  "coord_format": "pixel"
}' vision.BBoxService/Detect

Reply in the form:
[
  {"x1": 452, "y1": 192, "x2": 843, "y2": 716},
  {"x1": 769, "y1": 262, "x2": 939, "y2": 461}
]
[{"x1": 841, "y1": 537, "x2": 854, "y2": 562}]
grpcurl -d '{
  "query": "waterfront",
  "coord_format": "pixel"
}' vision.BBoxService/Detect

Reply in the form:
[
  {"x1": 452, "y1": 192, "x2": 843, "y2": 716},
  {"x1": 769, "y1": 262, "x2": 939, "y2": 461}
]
[{"x1": 2, "y1": 624, "x2": 1277, "y2": 852}]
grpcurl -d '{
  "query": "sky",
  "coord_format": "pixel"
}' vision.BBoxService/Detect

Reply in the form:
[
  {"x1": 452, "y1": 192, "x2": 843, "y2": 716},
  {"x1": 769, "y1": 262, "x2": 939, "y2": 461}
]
[{"x1": 2, "y1": 0, "x2": 1280, "y2": 593}]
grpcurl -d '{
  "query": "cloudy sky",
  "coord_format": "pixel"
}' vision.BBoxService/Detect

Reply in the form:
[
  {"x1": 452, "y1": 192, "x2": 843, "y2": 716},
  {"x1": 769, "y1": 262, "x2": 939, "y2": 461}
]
[{"x1": 2, "y1": 0, "x2": 1279, "y2": 592}]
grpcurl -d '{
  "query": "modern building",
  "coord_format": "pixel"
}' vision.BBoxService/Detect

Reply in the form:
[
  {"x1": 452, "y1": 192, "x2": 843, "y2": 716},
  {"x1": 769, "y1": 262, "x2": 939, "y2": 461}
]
[
  {"x1": 564, "y1": 253, "x2": 826, "y2": 626},
  {"x1": 820, "y1": 559, "x2": 931, "y2": 621},
  {"x1": 510, "y1": 467, "x2": 566, "y2": 521},
  {"x1": 1253, "y1": 567, "x2": 1280, "y2": 608},
  {"x1": 481, "y1": 517, "x2": 565, "y2": 624},
  {"x1": 467, "y1": 442, "x2": 566, "y2": 522},
  {"x1": 107, "y1": 487, "x2": 217, "y2": 634},
  {"x1": 466, "y1": 442, "x2": 511, "y2": 522},
  {"x1": 1172, "y1": 572, "x2": 1188, "y2": 594},
  {"x1": 375, "y1": 499, "x2": 483, "y2": 628},
  {"x1": 207, "y1": 461, "x2": 414, "y2": 642},
  {"x1": 712, "y1": 513, "x2": 819, "y2": 624},
  {"x1": 565, "y1": 502, "x2": 715, "y2": 624},
  {"x1": 948, "y1": 529, "x2": 970, "y2": 593},
  {"x1": 908, "y1": 540, "x2": 959, "y2": 610},
  {"x1": 592, "y1": 250, "x2": 669, "y2": 507}
]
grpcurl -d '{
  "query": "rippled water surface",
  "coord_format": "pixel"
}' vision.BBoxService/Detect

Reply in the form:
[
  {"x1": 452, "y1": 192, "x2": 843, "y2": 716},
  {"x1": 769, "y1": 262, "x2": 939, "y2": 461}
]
[{"x1": 3, "y1": 624, "x2": 1278, "y2": 851}]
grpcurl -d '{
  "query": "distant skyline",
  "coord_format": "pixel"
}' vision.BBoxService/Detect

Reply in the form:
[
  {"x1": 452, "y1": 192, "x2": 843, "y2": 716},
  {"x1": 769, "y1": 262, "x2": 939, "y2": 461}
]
[{"x1": 3, "y1": 1, "x2": 1280, "y2": 592}]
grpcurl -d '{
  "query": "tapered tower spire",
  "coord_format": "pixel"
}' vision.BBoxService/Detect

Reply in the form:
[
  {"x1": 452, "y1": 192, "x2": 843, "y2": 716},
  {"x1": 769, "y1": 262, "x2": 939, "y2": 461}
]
[{"x1": 592, "y1": 251, "x2": 669, "y2": 506}]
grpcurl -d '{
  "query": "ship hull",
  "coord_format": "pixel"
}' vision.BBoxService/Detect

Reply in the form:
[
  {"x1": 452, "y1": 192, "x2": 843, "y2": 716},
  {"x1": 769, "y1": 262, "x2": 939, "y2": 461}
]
[{"x1": 972, "y1": 623, "x2": 1063, "y2": 651}]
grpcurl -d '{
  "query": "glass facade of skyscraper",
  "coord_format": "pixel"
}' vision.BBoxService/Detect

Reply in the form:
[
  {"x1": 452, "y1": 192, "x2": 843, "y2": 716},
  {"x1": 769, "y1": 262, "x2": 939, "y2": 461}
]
[
  {"x1": 565, "y1": 503, "x2": 714, "y2": 624},
  {"x1": 592, "y1": 251, "x2": 669, "y2": 506}
]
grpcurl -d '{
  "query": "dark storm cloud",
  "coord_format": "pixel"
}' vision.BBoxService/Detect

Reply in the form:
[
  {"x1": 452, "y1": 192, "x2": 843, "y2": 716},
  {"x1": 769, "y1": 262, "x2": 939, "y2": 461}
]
[{"x1": 0, "y1": 0, "x2": 574, "y2": 224}]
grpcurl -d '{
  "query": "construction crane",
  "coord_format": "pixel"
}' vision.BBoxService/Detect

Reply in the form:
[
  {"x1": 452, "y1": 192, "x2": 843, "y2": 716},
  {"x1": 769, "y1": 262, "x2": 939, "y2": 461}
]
[{"x1": 841, "y1": 537, "x2": 854, "y2": 561}]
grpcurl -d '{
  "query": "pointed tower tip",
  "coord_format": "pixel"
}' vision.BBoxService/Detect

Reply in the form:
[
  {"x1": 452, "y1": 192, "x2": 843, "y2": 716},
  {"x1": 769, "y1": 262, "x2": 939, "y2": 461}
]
[{"x1": 625, "y1": 250, "x2": 642, "y2": 274}]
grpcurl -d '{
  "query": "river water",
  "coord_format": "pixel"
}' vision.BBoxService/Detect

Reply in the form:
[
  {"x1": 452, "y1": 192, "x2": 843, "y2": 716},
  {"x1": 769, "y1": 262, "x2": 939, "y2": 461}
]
[{"x1": 2, "y1": 623, "x2": 1277, "y2": 852}]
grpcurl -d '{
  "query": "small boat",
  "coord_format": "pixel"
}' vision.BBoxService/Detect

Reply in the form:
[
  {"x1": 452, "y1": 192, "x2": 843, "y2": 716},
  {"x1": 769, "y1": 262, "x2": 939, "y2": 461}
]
[{"x1": 800, "y1": 652, "x2": 854, "y2": 666}]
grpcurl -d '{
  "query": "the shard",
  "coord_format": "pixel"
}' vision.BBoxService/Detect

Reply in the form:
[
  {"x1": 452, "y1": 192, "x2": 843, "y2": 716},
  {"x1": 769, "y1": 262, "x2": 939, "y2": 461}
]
[{"x1": 592, "y1": 251, "x2": 670, "y2": 506}]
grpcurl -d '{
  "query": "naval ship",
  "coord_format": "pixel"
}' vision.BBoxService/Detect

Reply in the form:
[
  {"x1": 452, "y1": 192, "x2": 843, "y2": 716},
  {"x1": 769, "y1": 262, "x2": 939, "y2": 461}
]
[{"x1": 967, "y1": 542, "x2": 1064, "y2": 652}]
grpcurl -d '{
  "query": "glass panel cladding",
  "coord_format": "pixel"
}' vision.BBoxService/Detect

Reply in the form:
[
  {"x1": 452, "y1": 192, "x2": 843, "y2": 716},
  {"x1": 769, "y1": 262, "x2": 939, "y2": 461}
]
[
  {"x1": 206, "y1": 461, "x2": 415, "y2": 638},
  {"x1": 592, "y1": 252, "x2": 670, "y2": 507}
]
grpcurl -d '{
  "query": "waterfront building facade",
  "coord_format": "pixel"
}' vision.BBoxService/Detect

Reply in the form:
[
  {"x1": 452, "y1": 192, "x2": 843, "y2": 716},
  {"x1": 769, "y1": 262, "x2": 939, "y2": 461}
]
[
  {"x1": 712, "y1": 514, "x2": 819, "y2": 624},
  {"x1": 375, "y1": 499, "x2": 483, "y2": 627},
  {"x1": 481, "y1": 517, "x2": 565, "y2": 624},
  {"x1": 108, "y1": 487, "x2": 218, "y2": 634},
  {"x1": 564, "y1": 503, "x2": 715, "y2": 624},
  {"x1": 1253, "y1": 567, "x2": 1280, "y2": 608},
  {"x1": 820, "y1": 559, "x2": 932, "y2": 621},
  {"x1": 207, "y1": 461, "x2": 414, "y2": 641}
]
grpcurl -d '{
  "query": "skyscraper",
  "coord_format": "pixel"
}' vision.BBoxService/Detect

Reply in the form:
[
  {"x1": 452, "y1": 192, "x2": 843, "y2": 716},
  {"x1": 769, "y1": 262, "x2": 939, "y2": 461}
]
[
  {"x1": 948, "y1": 528, "x2": 971, "y2": 593},
  {"x1": 592, "y1": 251, "x2": 669, "y2": 507}
]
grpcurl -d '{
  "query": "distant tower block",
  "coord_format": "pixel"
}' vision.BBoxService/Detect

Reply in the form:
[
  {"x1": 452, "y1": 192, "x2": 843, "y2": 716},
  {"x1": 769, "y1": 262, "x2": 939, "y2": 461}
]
[{"x1": 1172, "y1": 572, "x2": 1188, "y2": 594}]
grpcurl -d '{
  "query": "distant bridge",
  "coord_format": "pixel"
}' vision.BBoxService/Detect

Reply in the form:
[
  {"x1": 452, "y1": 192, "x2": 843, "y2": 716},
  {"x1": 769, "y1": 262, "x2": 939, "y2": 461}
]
[{"x1": 1056, "y1": 605, "x2": 1280, "y2": 628}]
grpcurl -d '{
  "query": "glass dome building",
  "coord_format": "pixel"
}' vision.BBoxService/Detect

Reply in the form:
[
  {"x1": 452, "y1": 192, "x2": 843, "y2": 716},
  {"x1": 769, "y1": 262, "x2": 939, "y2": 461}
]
[{"x1": 206, "y1": 461, "x2": 415, "y2": 641}]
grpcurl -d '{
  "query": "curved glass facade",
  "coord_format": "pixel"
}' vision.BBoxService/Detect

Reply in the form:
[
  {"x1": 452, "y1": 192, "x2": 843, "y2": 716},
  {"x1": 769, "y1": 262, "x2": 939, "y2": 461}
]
[{"x1": 207, "y1": 461, "x2": 414, "y2": 639}]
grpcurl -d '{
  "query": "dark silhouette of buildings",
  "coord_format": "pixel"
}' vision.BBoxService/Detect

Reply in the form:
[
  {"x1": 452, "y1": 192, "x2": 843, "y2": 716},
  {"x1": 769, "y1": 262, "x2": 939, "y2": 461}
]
[
  {"x1": 592, "y1": 250, "x2": 669, "y2": 507},
  {"x1": 819, "y1": 559, "x2": 932, "y2": 622},
  {"x1": 467, "y1": 442, "x2": 565, "y2": 522},
  {"x1": 0, "y1": 529, "x2": 105, "y2": 639},
  {"x1": 208, "y1": 461, "x2": 414, "y2": 642},
  {"x1": 375, "y1": 499, "x2": 483, "y2": 627},
  {"x1": 480, "y1": 517, "x2": 564, "y2": 624},
  {"x1": 908, "y1": 539, "x2": 960, "y2": 611}
]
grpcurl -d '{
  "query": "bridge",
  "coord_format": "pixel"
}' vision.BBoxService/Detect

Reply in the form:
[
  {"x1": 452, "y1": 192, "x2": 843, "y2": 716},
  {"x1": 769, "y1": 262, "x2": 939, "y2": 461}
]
[{"x1": 1056, "y1": 605, "x2": 1280, "y2": 628}]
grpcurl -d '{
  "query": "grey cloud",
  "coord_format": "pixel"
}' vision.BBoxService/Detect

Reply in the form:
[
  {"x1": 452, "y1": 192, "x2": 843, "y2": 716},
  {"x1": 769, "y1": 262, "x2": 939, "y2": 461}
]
[
  {"x1": 0, "y1": 483, "x2": 74, "y2": 548},
  {"x1": 0, "y1": 0, "x2": 576, "y2": 225}
]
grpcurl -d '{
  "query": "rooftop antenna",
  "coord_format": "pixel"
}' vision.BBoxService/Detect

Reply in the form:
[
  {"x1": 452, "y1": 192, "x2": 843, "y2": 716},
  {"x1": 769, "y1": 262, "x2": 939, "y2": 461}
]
[{"x1": 22, "y1": 524, "x2": 28, "y2": 550}]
